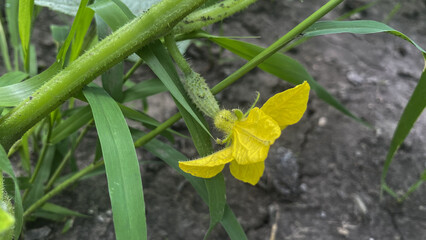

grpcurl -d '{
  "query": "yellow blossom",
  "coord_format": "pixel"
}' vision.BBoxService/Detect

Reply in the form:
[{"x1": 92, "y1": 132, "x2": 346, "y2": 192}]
[{"x1": 179, "y1": 81, "x2": 310, "y2": 185}]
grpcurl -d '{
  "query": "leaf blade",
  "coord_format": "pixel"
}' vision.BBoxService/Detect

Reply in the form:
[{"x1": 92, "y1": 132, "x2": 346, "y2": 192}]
[{"x1": 83, "y1": 85, "x2": 147, "y2": 240}]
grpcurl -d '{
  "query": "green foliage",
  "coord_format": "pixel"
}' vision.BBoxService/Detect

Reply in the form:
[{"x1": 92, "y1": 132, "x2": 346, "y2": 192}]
[
  {"x1": 0, "y1": 0, "x2": 425, "y2": 239},
  {"x1": 83, "y1": 85, "x2": 147, "y2": 240}
]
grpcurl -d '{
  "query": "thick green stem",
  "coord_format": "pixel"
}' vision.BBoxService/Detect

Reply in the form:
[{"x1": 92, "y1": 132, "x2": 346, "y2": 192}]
[
  {"x1": 211, "y1": 0, "x2": 344, "y2": 94},
  {"x1": 0, "y1": 0, "x2": 206, "y2": 151}
]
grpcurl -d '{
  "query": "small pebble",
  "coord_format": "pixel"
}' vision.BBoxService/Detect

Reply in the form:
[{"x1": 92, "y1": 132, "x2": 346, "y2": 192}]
[{"x1": 318, "y1": 117, "x2": 327, "y2": 127}]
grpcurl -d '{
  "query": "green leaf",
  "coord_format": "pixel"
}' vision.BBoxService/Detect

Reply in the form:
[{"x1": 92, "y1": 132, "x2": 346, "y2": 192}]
[
  {"x1": 207, "y1": 36, "x2": 367, "y2": 125},
  {"x1": 204, "y1": 175, "x2": 226, "y2": 239},
  {"x1": 122, "y1": 78, "x2": 167, "y2": 103},
  {"x1": 28, "y1": 45, "x2": 38, "y2": 76},
  {"x1": 18, "y1": 131, "x2": 31, "y2": 174},
  {"x1": 23, "y1": 146, "x2": 56, "y2": 209},
  {"x1": 0, "y1": 19, "x2": 12, "y2": 71},
  {"x1": 0, "y1": 144, "x2": 23, "y2": 238},
  {"x1": 83, "y1": 85, "x2": 147, "y2": 240},
  {"x1": 381, "y1": 70, "x2": 426, "y2": 195},
  {"x1": 50, "y1": 106, "x2": 92, "y2": 144},
  {"x1": 0, "y1": 62, "x2": 61, "y2": 106},
  {"x1": 40, "y1": 202, "x2": 87, "y2": 218},
  {"x1": 35, "y1": 0, "x2": 160, "y2": 17},
  {"x1": 56, "y1": 0, "x2": 92, "y2": 65},
  {"x1": 89, "y1": 0, "x2": 134, "y2": 31},
  {"x1": 5, "y1": 0, "x2": 19, "y2": 49},
  {"x1": 18, "y1": 0, "x2": 34, "y2": 72},
  {"x1": 50, "y1": 25, "x2": 70, "y2": 47},
  {"x1": 303, "y1": 20, "x2": 426, "y2": 56},
  {"x1": 0, "y1": 71, "x2": 28, "y2": 87},
  {"x1": 69, "y1": 7, "x2": 94, "y2": 62},
  {"x1": 101, "y1": 61, "x2": 124, "y2": 101}
]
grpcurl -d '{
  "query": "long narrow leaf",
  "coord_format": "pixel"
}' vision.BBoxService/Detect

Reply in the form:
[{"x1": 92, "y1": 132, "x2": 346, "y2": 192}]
[
  {"x1": 0, "y1": 72, "x2": 28, "y2": 87},
  {"x1": 5, "y1": 0, "x2": 19, "y2": 48},
  {"x1": 0, "y1": 145, "x2": 23, "y2": 238},
  {"x1": 18, "y1": 0, "x2": 34, "y2": 72},
  {"x1": 69, "y1": 7, "x2": 94, "y2": 62},
  {"x1": 23, "y1": 146, "x2": 55, "y2": 208},
  {"x1": 381, "y1": 70, "x2": 426, "y2": 194},
  {"x1": 0, "y1": 62, "x2": 61, "y2": 106},
  {"x1": 56, "y1": 0, "x2": 91, "y2": 65},
  {"x1": 303, "y1": 20, "x2": 426, "y2": 57},
  {"x1": 83, "y1": 85, "x2": 147, "y2": 240},
  {"x1": 122, "y1": 78, "x2": 167, "y2": 103},
  {"x1": 0, "y1": 19, "x2": 12, "y2": 71},
  {"x1": 50, "y1": 106, "x2": 92, "y2": 144},
  {"x1": 89, "y1": 0, "x2": 134, "y2": 31}
]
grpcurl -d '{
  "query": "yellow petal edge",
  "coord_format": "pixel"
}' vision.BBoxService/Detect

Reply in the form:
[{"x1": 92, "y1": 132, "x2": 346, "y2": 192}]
[
  {"x1": 179, "y1": 148, "x2": 233, "y2": 178},
  {"x1": 261, "y1": 81, "x2": 310, "y2": 130}
]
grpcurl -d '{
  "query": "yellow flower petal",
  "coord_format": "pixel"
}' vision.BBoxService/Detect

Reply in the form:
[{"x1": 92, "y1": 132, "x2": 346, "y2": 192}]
[
  {"x1": 232, "y1": 108, "x2": 280, "y2": 164},
  {"x1": 260, "y1": 81, "x2": 310, "y2": 130},
  {"x1": 229, "y1": 160, "x2": 265, "y2": 185},
  {"x1": 179, "y1": 148, "x2": 233, "y2": 178}
]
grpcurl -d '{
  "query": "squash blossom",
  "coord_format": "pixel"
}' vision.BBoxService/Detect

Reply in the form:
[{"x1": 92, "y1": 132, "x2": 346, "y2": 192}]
[{"x1": 179, "y1": 81, "x2": 310, "y2": 185}]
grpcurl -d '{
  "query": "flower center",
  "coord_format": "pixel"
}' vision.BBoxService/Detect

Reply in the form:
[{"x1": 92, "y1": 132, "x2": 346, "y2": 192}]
[{"x1": 214, "y1": 109, "x2": 238, "y2": 134}]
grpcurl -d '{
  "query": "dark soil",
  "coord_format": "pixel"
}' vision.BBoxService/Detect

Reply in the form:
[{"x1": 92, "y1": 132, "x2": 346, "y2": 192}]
[{"x1": 8, "y1": 0, "x2": 426, "y2": 239}]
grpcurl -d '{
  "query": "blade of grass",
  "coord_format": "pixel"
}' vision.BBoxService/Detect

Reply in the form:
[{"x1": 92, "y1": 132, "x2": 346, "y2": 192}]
[
  {"x1": 50, "y1": 25, "x2": 70, "y2": 49},
  {"x1": 303, "y1": 20, "x2": 426, "y2": 57},
  {"x1": 6, "y1": 0, "x2": 20, "y2": 70},
  {"x1": 0, "y1": 144, "x2": 23, "y2": 238},
  {"x1": 57, "y1": 0, "x2": 91, "y2": 65},
  {"x1": 0, "y1": 71, "x2": 28, "y2": 87},
  {"x1": 0, "y1": 62, "x2": 61, "y2": 106},
  {"x1": 18, "y1": 0, "x2": 34, "y2": 72},
  {"x1": 83, "y1": 84, "x2": 147, "y2": 240},
  {"x1": 0, "y1": 19, "x2": 12, "y2": 71},
  {"x1": 89, "y1": 0, "x2": 134, "y2": 31},
  {"x1": 23, "y1": 146, "x2": 55, "y2": 208},
  {"x1": 381, "y1": 70, "x2": 426, "y2": 197},
  {"x1": 69, "y1": 7, "x2": 94, "y2": 62},
  {"x1": 29, "y1": 44, "x2": 37, "y2": 76},
  {"x1": 122, "y1": 78, "x2": 167, "y2": 103},
  {"x1": 204, "y1": 174, "x2": 226, "y2": 239},
  {"x1": 50, "y1": 106, "x2": 92, "y2": 144}
]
